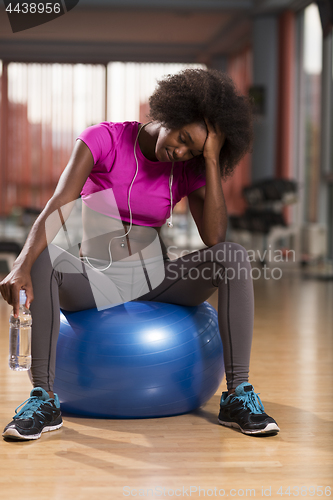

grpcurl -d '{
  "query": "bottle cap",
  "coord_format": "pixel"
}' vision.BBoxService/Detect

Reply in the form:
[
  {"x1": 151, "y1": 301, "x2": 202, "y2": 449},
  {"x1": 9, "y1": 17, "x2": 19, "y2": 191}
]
[{"x1": 19, "y1": 290, "x2": 27, "y2": 305}]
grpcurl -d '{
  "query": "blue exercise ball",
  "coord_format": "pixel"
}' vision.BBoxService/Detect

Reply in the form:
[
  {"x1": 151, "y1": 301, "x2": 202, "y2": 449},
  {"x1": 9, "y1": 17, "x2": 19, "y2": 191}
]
[{"x1": 54, "y1": 301, "x2": 224, "y2": 418}]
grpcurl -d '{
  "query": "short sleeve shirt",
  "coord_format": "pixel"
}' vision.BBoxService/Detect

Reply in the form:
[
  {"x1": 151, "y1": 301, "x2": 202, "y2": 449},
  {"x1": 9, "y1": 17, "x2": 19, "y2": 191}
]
[{"x1": 77, "y1": 121, "x2": 206, "y2": 226}]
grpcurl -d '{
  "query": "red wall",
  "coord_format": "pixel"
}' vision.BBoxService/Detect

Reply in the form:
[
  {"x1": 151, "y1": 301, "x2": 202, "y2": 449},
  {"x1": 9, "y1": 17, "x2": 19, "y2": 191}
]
[{"x1": 224, "y1": 46, "x2": 253, "y2": 215}]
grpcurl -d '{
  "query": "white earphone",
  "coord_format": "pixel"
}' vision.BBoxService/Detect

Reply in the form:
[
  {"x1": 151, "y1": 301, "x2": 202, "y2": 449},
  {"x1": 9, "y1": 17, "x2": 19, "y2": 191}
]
[
  {"x1": 166, "y1": 161, "x2": 174, "y2": 228},
  {"x1": 84, "y1": 122, "x2": 174, "y2": 271}
]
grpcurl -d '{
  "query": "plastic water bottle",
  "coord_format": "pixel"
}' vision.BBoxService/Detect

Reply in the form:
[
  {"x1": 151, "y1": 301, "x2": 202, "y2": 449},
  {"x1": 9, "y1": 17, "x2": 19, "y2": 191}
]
[{"x1": 9, "y1": 290, "x2": 32, "y2": 371}]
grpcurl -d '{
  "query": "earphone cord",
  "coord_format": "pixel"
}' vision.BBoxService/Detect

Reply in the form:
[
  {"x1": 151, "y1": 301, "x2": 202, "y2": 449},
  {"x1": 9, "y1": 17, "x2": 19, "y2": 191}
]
[
  {"x1": 167, "y1": 162, "x2": 174, "y2": 228},
  {"x1": 84, "y1": 122, "x2": 174, "y2": 272}
]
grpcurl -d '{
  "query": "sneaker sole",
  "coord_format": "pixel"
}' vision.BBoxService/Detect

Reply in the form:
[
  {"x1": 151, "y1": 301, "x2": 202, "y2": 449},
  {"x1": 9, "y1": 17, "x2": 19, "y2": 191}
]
[
  {"x1": 2, "y1": 421, "x2": 63, "y2": 441},
  {"x1": 218, "y1": 419, "x2": 280, "y2": 435}
]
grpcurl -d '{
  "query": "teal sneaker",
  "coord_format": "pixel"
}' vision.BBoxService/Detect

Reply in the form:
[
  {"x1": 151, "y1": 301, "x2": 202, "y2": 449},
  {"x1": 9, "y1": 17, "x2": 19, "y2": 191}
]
[
  {"x1": 2, "y1": 387, "x2": 63, "y2": 440},
  {"x1": 218, "y1": 382, "x2": 279, "y2": 435}
]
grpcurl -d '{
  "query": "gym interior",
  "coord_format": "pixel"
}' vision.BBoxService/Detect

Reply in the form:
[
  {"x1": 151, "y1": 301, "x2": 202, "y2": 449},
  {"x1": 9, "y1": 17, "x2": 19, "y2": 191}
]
[{"x1": 0, "y1": 1, "x2": 332, "y2": 499}]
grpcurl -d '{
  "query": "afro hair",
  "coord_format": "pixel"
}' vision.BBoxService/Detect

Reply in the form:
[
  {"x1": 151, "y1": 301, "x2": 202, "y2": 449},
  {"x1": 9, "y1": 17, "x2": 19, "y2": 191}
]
[{"x1": 148, "y1": 68, "x2": 254, "y2": 179}]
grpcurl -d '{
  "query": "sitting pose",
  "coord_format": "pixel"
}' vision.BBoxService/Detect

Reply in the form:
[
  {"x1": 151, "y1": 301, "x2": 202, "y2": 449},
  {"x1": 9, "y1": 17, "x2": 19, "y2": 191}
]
[{"x1": 0, "y1": 68, "x2": 279, "y2": 440}]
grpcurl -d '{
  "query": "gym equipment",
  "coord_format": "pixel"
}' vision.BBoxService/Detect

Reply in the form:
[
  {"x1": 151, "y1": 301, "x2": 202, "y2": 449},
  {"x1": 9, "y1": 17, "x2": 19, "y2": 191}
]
[{"x1": 54, "y1": 301, "x2": 224, "y2": 418}]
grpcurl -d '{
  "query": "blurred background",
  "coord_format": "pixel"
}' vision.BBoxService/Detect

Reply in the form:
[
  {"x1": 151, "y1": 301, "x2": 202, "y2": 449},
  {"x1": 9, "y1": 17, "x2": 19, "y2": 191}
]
[{"x1": 0, "y1": 0, "x2": 332, "y2": 276}]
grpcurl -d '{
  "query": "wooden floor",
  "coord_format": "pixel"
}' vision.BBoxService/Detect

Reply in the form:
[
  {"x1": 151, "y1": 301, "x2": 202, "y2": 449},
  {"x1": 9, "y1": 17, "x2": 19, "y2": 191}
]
[{"x1": 0, "y1": 264, "x2": 332, "y2": 500}]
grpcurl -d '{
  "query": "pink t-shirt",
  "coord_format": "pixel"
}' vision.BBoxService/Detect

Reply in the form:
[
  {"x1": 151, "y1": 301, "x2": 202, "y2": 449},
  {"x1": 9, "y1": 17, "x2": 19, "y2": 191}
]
[{"x1": 77, "y1": 121, "x2": 206, "y2": 227}]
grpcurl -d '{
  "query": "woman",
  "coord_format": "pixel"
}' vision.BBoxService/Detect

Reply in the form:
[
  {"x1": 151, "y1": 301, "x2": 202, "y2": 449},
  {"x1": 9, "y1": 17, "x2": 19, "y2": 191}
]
[{"x1": 1, "y1": 68, "x2": 279, "y2": 440}]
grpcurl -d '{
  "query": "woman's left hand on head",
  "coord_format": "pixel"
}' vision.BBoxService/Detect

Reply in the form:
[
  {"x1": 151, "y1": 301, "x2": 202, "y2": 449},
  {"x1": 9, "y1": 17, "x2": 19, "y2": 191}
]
[{"x1": 203, "y1": 118, "x2": 226, "y2": 164}]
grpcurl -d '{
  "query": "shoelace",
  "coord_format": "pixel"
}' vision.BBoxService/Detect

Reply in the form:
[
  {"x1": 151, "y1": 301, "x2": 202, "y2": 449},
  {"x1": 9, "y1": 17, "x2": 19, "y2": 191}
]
[
  {"x1": 235, "y1": 390, "x2": 265, "y2": 415},
  {"x1": 13, "y1": 396, "x2": 51, "y2": 420}
]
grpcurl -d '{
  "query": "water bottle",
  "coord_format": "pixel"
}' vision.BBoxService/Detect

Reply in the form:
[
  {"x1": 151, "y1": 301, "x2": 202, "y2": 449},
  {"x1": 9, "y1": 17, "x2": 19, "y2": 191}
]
[{"x1": 9, "y1": 290, "x2": 32, "y2": 371}]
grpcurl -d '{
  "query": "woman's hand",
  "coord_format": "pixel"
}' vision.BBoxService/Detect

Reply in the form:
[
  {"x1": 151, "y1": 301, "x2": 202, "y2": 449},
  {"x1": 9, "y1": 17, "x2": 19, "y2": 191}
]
[
  {"x1": 0, "y1": 266, "x2": 33, "y2": 317},
  {"x1": 188, "y1": 118, "x2": 228, "y2": 246},
  {"x1": 203, "y1": 118, "x2": 226, "y2": 164}
]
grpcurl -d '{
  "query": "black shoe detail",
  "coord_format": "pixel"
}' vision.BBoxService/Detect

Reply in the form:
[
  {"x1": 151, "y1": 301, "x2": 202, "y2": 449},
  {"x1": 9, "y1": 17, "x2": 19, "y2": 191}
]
[
  {"x1": 2, "y1": 392, "x2": 63, "y2": 441},
  {"x1": 218, "y1": 385, "x2": 280, "y2": 436}
]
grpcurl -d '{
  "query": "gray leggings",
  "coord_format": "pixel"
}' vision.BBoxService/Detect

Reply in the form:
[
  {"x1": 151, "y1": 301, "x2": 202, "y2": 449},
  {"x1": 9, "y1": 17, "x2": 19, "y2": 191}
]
[{"x1": 29, "y1": 241, "x2": 254, "y2": 392}]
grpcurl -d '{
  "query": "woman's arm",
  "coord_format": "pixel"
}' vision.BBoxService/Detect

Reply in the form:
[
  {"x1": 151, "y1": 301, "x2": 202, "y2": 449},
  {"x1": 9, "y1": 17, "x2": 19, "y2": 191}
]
[
  {"x1": 188, "y1": 121, "x2": 227, "y2": 246},
  {"x1": 0, "y1": 139, "x2": 94, "y2": 316}
]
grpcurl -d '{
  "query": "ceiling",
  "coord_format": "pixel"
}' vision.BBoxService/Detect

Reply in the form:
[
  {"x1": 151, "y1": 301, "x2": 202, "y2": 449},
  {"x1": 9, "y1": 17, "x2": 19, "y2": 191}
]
[{"x1": 0, "y1": 0, "x2": 312, "y2": 64}]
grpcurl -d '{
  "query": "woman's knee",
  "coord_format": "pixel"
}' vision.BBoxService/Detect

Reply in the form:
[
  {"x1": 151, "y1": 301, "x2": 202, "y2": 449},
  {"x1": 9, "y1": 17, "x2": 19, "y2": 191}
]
[{"x1": 206, "y1": 241, "x2": 250, "y2": 266}]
